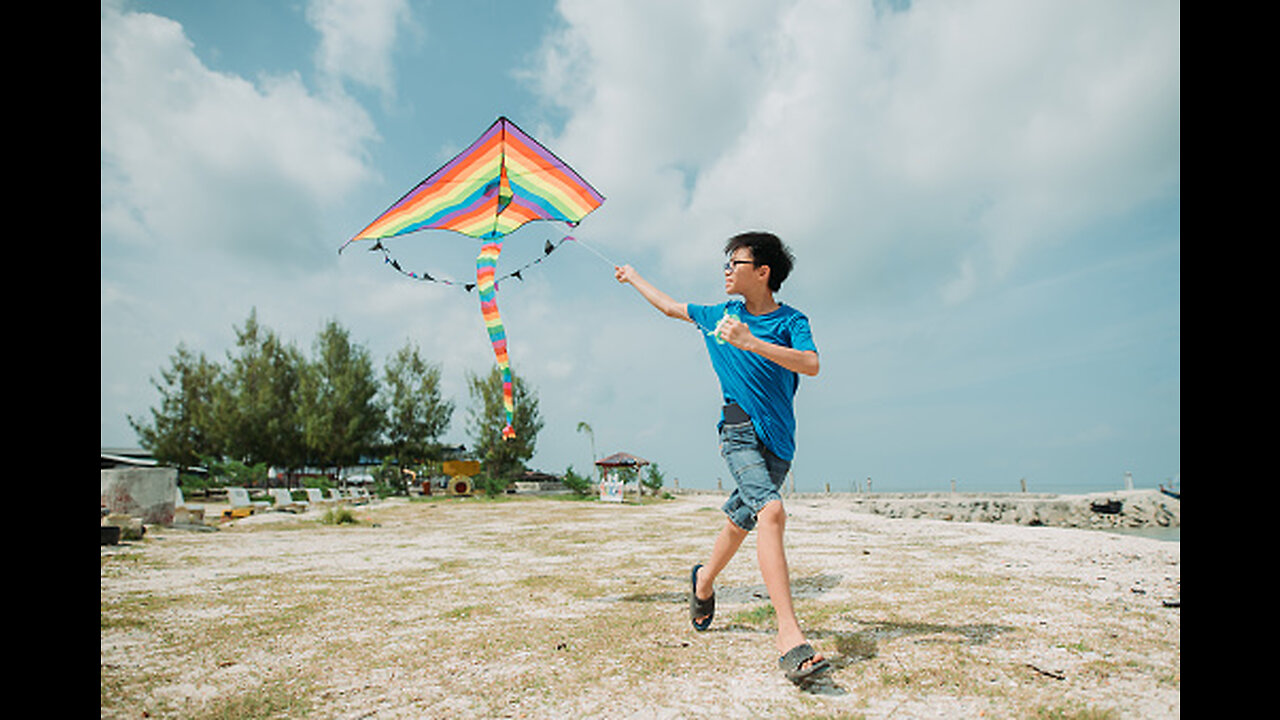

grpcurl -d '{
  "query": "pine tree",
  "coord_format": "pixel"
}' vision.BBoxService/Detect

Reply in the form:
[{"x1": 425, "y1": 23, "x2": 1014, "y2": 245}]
[{"x1": 465, "y1": 366, "x2": 543, "y2": 482}]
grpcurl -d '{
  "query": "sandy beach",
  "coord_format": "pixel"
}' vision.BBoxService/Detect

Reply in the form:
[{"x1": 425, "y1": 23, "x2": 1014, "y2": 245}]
[{"x1": 101, "y1": 492, "x2": 1179, "y2": 719}]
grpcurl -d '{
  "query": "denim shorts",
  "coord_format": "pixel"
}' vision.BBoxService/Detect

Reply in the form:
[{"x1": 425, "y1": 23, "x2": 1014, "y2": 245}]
[{"x1": 719, "y1": 419, "x2": 791, "y2": 532}]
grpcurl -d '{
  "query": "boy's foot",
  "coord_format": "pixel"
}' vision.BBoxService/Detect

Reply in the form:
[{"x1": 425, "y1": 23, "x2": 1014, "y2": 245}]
[
  {"x1": 779, "y1": 643, "x2": 830, "y2": 686},
  {"x1": 690, "y1": 564, "x2": 715, "y2": 630}
]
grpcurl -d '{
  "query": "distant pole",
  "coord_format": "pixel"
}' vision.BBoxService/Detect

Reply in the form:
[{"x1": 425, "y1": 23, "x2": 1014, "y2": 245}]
[
  {"x1": 951, "y1": 478, "x2": 956, "y2": 493},
  {"x1": 1020, "y1": 477, "x2": 1027, "y2": 493},
  {"x1": 866, "y1": 477, "x2": 872, "y2": 493},
  {"x1": 1124, "y1": 471, "x2": 1134, "y2": 491}
]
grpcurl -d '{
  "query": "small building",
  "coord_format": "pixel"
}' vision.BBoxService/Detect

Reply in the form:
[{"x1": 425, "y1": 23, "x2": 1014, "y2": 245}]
[
  {"x1": 513, "y1": 470, "x2": 567, "y2": 495},
  {"x1": 101, "y1": 447, "x2": 159, "y2": 469},
  {"x1": 595, "y1": 452, "x2": 651, "y2": 470},
  {"x1": 595, "y1": 452, "x2": 651, "y2": 502}
]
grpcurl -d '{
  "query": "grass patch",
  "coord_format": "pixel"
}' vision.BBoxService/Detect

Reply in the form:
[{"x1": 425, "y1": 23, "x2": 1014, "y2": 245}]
[
  {"x1": 100, "y1": 591, "x2": 183, "y2": 632},
  {"x1": 515, "y1": 571, "x2": 602, "y2": 600},
  {"x1": 832, "y1": 632, "x2": 878, "y2": 662},
  {"x1": 729, "y1": 603, "x2": 776, "y2": 627},
  {"x1": 100, "y1": 547, "x2": 163, "y2": 576},
  {"x1": 442, "y1": 603, "x2": 495, "y2": 621},
  {"x1": 319, "y1": 507, "x2": 359, "y2": 525},
  {"x1": 937, "y1": 570, "x2": 1008, "y2": 587},
  {"x1": 1032, "y1": 704, "x2": 1120, "y2": 720},
  {"x1": 185, "y1": 673, "x2": 315, "y2": 720},
  {"x1": 517, "y1": 573, "x2": 561, "y2": 591}
]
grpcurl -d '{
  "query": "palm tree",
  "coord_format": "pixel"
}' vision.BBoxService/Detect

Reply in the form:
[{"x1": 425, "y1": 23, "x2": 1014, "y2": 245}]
[{"x1": 576, "y1": 421, "x2": 598, "y2": 483}]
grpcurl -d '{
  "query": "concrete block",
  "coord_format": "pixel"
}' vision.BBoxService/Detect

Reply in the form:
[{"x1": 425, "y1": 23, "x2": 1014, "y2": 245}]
[{"x1": 101, "y1": 467, "x2": 177, "y2": 525}]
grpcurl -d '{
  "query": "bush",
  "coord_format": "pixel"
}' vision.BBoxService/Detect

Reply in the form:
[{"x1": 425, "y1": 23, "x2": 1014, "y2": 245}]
[
  {"x1": 179, "y1": 472, "x2": 216, "y2": 496},
  {"x1": 642, "y1": 464, "x2": 665, "y2": 496},
  {"x1": 474, "y1": 473, "x2": 510, "y2": 498},
  {"x1": 561, "y1": 465, "x2": 593, "y2": 496},
  {"x1": 320, "y1": 507, "x2": 358, "y2": 525},
  {"x1": 372, "y1": 462, "x2": 408, "y2": 497},
  {"x1": 301, "y1": 476, "x2": 334, "y2": 491}
]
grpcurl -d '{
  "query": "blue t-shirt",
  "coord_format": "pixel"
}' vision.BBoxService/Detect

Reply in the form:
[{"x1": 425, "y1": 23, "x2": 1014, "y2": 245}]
[{"x1": 688, "y1": 300, "x2": 817, "y2": 461}]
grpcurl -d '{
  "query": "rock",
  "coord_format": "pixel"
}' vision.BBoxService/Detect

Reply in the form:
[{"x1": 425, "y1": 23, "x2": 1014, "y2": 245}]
[
  {"x1": 104, "y1": 514, "x2": 147, "y2": 541},
  {"x1": 836, "y1": 490, "x2": 1177, "y2": 530}
]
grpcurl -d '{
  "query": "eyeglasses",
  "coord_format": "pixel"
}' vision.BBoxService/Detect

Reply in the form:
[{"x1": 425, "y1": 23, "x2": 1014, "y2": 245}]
[{"x1": 723, "y1": 260, "x2": 757, "y2": 272}]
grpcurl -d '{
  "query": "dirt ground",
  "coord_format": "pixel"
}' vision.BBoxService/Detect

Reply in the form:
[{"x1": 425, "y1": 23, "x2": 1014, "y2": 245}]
[{"x1": 100, "y1": 493, "x2": 1179, "y2": 719}]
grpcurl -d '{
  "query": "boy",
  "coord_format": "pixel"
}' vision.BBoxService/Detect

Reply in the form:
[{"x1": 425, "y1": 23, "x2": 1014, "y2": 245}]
[{"x1": 614, "y1": 231, "x2": 828, "y2": 686}]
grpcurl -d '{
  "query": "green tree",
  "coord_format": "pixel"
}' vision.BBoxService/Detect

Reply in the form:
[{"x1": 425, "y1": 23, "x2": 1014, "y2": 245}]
[
  {"x1": 204, "y1": 457, "x2": 269, "y2": 488},
  {"x1": 561, "y1": 465, "x2": 593, "y2": 496},
  {"x1": 643, "y1": 462, "x2": 666, "y2": 495},
  {"x1": 221, "y1": 309, "x2": 307, "y2": 470},
  {"x1": 128, "y1": 343, "x2": 223, "y2": 472},
  {"x1": 382, "y1": 341, "x2": 454, "y2": 465},
  {"x1": 466, "y1": 366, "x2": 543, "y2": 482},
  {"x1": 298, "y1": 319, "x2": 384, "y2": 472}
]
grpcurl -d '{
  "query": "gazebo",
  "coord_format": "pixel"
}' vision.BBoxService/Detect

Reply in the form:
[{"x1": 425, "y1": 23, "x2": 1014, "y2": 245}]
[{"x1": 595, "y1": 452, "x2": 650, "y2": 502}]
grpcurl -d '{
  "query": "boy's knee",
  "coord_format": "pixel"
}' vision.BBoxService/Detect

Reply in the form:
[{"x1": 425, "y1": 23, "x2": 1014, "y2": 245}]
[{"x1": 757, "y1": 500, "x2": 786, "y2": 527}]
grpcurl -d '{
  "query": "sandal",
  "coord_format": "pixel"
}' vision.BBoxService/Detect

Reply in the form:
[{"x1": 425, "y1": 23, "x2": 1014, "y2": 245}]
[
  {"x1": 689, "y1": 564, "x2": 715, "y2": 631},
  {"x1": 779, "y1": 643, "x2": 830, "y2": 686}
]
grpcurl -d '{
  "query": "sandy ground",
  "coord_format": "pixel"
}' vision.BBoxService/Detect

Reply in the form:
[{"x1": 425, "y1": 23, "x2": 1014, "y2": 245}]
[{"x1": 101, "y1": 493, "x2": 1179, "y2": 719}]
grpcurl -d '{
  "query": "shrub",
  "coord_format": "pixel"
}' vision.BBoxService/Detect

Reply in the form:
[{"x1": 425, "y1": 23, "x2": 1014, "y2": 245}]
[
  {"x1": 642, "y1": 464, "x2": 665, "y2": 495},
  {"x1": 561, "y1": 465, "x2": 593, "y2": 496},
  {"x1": 320, "y1": 507, "x2": 358, "y2": 525},
  {"x1": 474, "y1": 472, "x2": 510, "y2": 498}
]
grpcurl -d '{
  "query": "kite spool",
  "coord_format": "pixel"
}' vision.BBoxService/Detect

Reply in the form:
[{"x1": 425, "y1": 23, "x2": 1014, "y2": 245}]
[{"x1": 709, "y1": 310, "x2": 741, "y2": 345}]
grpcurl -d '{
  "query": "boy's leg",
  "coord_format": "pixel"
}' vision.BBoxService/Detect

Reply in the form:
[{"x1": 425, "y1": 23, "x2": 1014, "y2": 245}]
[
  {"x1": 756, "y1": 499, "x2": 824, "y2": 667},
  {"x1": 712, "y1": 419, "x2": 823, "y2": 671},
  {"x1": 694, "y1": 518, "x2": 749, "y2": 622}
]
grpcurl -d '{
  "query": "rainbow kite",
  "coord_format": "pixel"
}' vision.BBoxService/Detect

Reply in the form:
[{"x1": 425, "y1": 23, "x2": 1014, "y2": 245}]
[{"x1": 341, "y1": 117, "x2": 604, "y2": 440}]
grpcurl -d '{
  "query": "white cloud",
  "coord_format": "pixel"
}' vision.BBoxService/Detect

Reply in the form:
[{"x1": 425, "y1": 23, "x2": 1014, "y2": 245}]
[
  {"x1": 101, "y1": 2, "x2": 379, "y2": 269},
  {"x1": 529, "y1": 0, "x2": 1179, "y2": 302},
  {"x1": 306, "y1": 0, "x2": 414, "y2": 101}
]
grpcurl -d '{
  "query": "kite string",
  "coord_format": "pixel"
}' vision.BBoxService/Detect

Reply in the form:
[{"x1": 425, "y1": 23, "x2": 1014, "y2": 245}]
[
  {"x1": 565, "y1": 235, "x2": 620, "y2": 268},
  {"x1": 367, "y1": 232, "x2": 721, "y2": 335},
  {"x1": 570, "y1": 234, "x2": 721, "y2": 338}
]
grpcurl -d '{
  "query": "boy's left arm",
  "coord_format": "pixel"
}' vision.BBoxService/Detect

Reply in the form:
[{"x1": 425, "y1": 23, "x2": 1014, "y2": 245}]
[{"x1": 718, "y1": 318, "x2": 820, "y2": 376}]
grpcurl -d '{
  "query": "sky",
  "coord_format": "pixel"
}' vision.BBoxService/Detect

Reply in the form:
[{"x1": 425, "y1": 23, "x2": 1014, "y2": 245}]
[{"x1": 101, "y1": 0, "x2": 1180, "y2": 494}]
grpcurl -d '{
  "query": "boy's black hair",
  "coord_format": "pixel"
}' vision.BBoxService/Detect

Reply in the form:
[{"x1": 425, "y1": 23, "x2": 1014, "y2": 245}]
[{"x1": 724, "y1": 231, "x2": 795, "y2": 292}]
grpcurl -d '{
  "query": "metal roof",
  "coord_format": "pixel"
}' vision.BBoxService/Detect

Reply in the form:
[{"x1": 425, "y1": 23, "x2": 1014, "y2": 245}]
[{"x1": 595, "y1": 452, "x2": 650, "y2": 467}]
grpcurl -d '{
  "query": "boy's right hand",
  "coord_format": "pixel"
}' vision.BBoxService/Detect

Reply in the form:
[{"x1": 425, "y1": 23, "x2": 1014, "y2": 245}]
[{"x1": 614, "y1": 264, "x2": 691, "y2": 323}]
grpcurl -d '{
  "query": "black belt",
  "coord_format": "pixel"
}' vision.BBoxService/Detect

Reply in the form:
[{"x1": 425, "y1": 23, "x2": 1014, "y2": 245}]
[{"x1": 722, "y1": 402, "x2": 750, "y2": 424}]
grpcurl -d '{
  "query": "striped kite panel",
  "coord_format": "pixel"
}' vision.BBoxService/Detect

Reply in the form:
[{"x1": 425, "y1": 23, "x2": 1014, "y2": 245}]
[{"x1": 346, "y1": 117, "x2": 603, "y2": 245}]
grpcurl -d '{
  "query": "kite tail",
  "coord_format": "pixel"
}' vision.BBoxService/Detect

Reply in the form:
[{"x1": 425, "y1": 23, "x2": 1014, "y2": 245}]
[{"x1": 476, "y1": 242, "x2": 517, "y2": 440}]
